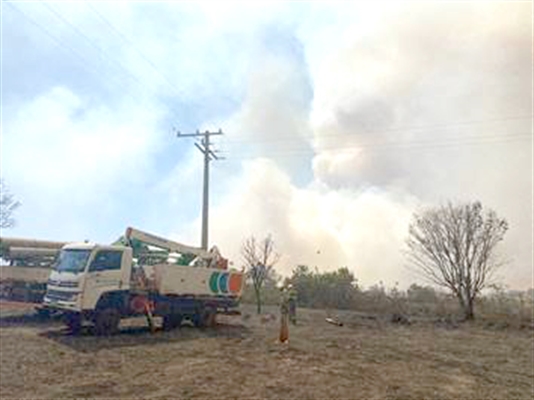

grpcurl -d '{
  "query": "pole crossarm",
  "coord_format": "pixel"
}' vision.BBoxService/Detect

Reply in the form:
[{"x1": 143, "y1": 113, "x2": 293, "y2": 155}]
[{"x1": 175, "y1": 129, "x2": 223, "y2": 138}]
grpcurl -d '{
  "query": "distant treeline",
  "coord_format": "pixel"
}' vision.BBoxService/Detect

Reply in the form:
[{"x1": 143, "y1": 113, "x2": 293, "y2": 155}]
[{"x1": 241, "y1": 266, "x2": 534, "y2": 322}]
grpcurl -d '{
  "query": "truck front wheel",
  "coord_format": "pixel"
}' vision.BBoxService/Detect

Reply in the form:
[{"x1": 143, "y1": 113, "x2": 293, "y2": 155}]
[
  {"x1": 65, "y1": 314, "x2": 82, "y2": 334},
  {"x1": 94, "y1": 308, "x2": 120, "y2": 336}
]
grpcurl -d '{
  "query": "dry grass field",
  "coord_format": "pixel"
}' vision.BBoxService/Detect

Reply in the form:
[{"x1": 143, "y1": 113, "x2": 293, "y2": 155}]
[{"x1": 0, "y1": 301, "x2": 533, "y2": 399}]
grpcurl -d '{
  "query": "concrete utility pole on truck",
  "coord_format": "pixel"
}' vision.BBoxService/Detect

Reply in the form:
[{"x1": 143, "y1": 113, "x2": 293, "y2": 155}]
[{"x1": 42, "y1": 227, "x2": 242, "y2": 335}]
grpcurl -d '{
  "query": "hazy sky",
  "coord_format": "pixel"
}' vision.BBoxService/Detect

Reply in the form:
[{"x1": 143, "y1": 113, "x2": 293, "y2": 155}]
[{"x1": 1, "y1": 1, "x2": 532, "y2": 289}]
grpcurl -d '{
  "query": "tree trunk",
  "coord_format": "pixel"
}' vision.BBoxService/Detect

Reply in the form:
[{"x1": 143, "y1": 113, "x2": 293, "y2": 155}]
[
  {"x1": 464, "y1": 297, "x2": 475, "y2": 320},
  {"x1": 456, "y1": 292, "x2": 472, "y2": 320},
  {"x1": 456, "y1": 292, "x2": 465, "y2": 312},
  {"x1": 254, "y1": 286, "x2": 262, "y2": 314}
]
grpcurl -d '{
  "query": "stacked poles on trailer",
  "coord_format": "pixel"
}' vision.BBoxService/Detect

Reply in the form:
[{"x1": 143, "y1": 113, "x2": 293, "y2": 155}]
[
  {"x1": 0, "y1": 237, "x2": 68, "y2": 250},
  {"x1": 0, "y1": 237, "x2": 67, "y2": 266},
  {"x1": 0, "y1": 237, "x2": 68, "y2": 302}
]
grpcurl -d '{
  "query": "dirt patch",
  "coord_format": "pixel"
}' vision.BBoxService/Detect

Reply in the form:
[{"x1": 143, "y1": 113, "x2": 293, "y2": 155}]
[
  {"x1": 1, "y1": 304, "x2": 533, "y2": 399},
  {"x1": 0, "y1": 299, "x2": 37, "y2": 312}
]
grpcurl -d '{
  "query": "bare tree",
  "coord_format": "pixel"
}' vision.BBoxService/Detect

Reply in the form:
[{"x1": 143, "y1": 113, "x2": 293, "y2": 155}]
[
  {"x1": 0, "y1": 179, "x2": 21, "y2": 229},
  {"x1": 241, "y1": 235, "x2": 280, "y2": 314},
  {"x1": 406, "y1": 201, "x2": 508, "y2": 320}
]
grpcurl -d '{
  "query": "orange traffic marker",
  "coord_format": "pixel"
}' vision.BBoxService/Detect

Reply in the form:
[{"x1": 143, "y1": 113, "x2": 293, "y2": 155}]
[{"x1": 279, "y1": 314, "x2": 289, "y2": 344}]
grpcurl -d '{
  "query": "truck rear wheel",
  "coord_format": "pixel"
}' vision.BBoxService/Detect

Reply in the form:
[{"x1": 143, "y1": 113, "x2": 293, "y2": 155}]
[
  {"x1": 204, "y1": 309, "x2": 217, "y2": 328},
  {"x1": 163, "y1": 314, "x2": 183, "y2": 331},
  {"x1": 94, "y1": 308, "x2": 120, "y2": 336},
  {"x1": 193, "y1": 307, "x2": 217, "y2": 328}
]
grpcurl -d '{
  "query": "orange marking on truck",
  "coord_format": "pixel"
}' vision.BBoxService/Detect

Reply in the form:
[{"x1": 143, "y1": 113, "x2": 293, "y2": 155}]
[{"x1": 229, "y1": 273, "x2": 243, "y2": 294}]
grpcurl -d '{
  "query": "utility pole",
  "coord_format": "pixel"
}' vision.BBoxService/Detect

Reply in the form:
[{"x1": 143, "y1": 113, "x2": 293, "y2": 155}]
[{"x1": 175, "y1": 129, "x2": 223, "y2": 250}]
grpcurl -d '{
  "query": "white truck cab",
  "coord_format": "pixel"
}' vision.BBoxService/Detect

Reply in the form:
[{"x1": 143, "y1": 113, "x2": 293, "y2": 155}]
[{"x1": 44, "y1": 243, "x2": 132, "y2": 312}]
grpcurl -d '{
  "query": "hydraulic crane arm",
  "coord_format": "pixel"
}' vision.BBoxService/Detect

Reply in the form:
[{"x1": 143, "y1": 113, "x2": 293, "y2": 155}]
[{"x1": 124, "y1": 227, "x2": 212, "y2": 258}]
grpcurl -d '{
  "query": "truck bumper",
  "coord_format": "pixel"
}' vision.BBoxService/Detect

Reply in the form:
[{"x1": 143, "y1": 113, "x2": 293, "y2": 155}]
[{"x1": 42, "y1": 297, "x2": 82, "y2": 313}]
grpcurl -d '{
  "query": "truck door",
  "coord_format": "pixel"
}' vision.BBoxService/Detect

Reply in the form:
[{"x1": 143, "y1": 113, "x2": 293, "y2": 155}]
[{"x1": 81, "y1": 249, "x2": 123, "y2": 310}]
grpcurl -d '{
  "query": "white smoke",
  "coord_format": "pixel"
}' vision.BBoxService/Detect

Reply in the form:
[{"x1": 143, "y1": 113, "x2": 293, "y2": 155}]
[{"x1": 198, "y1": 2, "x2": 532, "y2": 288}]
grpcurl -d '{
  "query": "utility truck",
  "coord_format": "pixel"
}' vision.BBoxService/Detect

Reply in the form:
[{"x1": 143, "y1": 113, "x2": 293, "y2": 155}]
[
  {"x1": 43, "y1": 227, "x2": 244, "y2": 334},
  {"x1": 0, "y1": 237, "x2": 66, "y2": 302}
]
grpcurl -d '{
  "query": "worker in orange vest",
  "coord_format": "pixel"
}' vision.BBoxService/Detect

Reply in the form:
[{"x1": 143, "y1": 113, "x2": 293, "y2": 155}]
[{"x1": 288, "y1": 284, "x2": 297, "y2": 325}]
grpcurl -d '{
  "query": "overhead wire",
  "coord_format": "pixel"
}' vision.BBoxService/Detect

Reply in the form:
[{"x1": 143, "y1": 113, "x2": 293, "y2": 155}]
[
  {"x1": 5, "y1": 3, "x2": 110, "y2": 82},
  {"x1": 85, "y1": 2, "x2": 243, "y2": 128},
  {"x1": 218, "y1": 115, "x2": 533, "y2": 160},
  {"x1": 85, "y1": 3, "x2": 186, "y2": 100},
  {"x1": 5, "y1": 3, "x2": 158, "y2": 115},
  {"x1": 5, "y1": 2, "x2": 178, "y2": 117},
  {"x1": 6, "y1": 2, "x2": 533, "y2": 164},
  {"x1": 41, "y1": 3, "x2": 154, "y2": 97},
  {"x1": 222, "y1": 115, "x2": 533, "y2": 145},
  {"x1": 221, "y1": 131, "x2": 532, "y2": 161},
  {"x1": 227, "y1": 131, "x2": 530, "y2": 152}
]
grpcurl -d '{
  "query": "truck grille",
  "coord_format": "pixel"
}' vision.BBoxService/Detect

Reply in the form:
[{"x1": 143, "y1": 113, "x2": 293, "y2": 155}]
[
  {"x1": 46, "y1": 289, "x2": 75, "y2": 302},
  {"x1": 47, "y1": 279, "x2": 78, "y2": 288}
]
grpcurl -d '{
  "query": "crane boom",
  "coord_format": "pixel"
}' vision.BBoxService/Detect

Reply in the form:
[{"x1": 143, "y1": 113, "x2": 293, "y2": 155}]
[{"x1": 124, "y1": 227, "x2": 212, "y2": 258}]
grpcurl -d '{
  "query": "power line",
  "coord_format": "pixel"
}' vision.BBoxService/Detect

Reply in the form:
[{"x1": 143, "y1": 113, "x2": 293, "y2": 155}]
[
  {"x1": 41, "y1": 3, "x2": 151, "y2": 95},
  {"x1": 223, "y1": 130, "x2": 530, "y2": 153},
  {"x1": 222, "y1": 115, "x2": 533, "y2": 145},
  {"x1": 222, "y1": 131, "x2": 531, "y2": 161},
  {"x1": 58, "y1": 2, "x2": 240, "y2": 124},
  {"x1": 85, "y1": 3, "x2": 186, "y2": 99},
  {"x1": 5, "y1": 3, "x2": 158, "y2": 112},
  {"x1": 6, "y1": 3, "x2": 104, "y2": 79},
  {"x1": 227, "y1": 131, "x2": 531, "y2": 153},
  {"x1": 86, "y1": 2, "x2": 243, "y2": 121}
]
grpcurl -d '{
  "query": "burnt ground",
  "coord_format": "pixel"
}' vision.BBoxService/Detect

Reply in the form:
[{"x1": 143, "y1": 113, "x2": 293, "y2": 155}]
[{"x1": 0, "y1": 301, "x2": 533, "y2": 399}]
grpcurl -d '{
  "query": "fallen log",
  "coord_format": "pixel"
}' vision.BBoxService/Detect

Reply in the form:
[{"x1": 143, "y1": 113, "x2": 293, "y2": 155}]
[{"x1": 325, "y1": 317, "x2": 343, "y2": 327}]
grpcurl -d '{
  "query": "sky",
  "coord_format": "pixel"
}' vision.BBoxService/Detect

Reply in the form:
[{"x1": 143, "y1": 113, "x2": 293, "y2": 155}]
[{"x1": 1, "y1": 1, "x2": 532, "y2": 290}]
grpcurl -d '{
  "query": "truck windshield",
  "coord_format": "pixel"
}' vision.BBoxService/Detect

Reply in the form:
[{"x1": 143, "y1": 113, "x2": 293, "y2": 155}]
[{"x1": 55, "y1": 249, "x2": 91, "y2": 273}]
